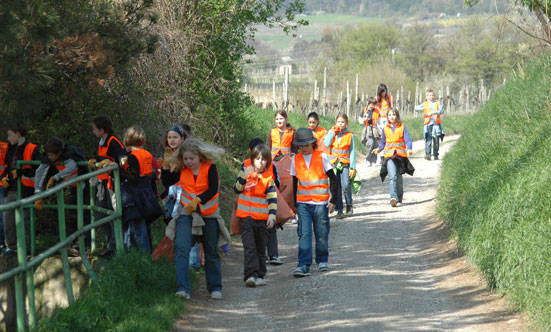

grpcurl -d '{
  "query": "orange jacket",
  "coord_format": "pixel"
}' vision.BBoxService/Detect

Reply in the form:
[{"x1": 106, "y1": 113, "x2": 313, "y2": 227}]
[
  {"x1": 328, "y1": 131, "x2": 353, "y2": 165},
  {"x1": 270, "y1": 128, "x2": 294, "y2": 157},
  {"x1": 383, "y1": 125, "x2": 407, "y2": 158},
  {"x1": 423, "y1": 101, "x2": 442, "y2": 125},
  {"x1": 295, "y1": 150, "x2": 330, "y2": 203},
  {"x1": 179, "y1": 161, "x2": 219, "y2": 216}
]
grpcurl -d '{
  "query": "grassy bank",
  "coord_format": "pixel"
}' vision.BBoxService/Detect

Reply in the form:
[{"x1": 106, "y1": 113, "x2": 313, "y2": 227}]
[{"x1": 437, "y1": 56, "x2": 551, "y2": 330}]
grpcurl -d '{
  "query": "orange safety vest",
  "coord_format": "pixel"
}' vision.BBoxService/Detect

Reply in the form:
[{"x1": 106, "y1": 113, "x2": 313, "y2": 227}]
[
  {"x1": 312, "y1": 126, "x2": 326, "y2": 151},
  {"x1": 0, "y1": 141, "x2": 7, "y2": 186},
  {"x1": 179, "y1": 161, "x2": 219, "y2": 216},
  {"x1": 243, "y1": 159, "x2": 274, "y2": 178},
  {"x1": 377, "y1": 94, "x2": 392, "y2": 119},
  {"x1": 328, "y1": 131, "x2": 353, "y2": 165},
  {"x1": 21, "y1": 143, "x2": 38, "y2": 188},
  {"x1": 55, "y1": 160, "x2": 79, "y2": 187},
  {"x1": 383, "y1": 125, "x2": 407, "y2": 158},
  {"x1": 423, "y1": 101, "x2": 442, "y2": 125},
  {"x1": 270, "y1": 128, "x2": 294, "y2": 157},
  {"x1": 97, "y1": 135, "x2": 124, "y2": 184},
  {"x1": 125, "y1": 149, "x2": 153, "y2": 177},
  {"x1": 295, "y1": 150, "x2": 330, "y2": 203},
  {"x1": 236, "y1": 160, "x2": 273, "y2": 221},
  {"x1": 363, "y1": 108, "x2": 379, "y2": 127}
]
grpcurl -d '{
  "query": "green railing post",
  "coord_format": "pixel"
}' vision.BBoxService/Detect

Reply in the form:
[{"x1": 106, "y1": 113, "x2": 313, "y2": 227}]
[
  {"x1": 14, "y1": 206, "x2": 26, "y2": 332},
  {"x1": 89, "y1": 177, "x2": 96, "y2": 252},
  {"x1": 56, "y1": 190, "x2": 75, "y2": 304},
  {"x1": 76, "y1": 181, "x2": 97, "y2": 282},
  {"x1": 29, "y1": 207, "x2": 35, "y2": 256},
  {"x1": 112, "y1": 168, "x2": 124, "y2": 253}
]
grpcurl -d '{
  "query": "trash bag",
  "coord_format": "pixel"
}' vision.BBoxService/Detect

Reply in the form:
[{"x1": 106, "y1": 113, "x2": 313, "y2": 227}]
[
  {"x1": 152, "y1": 236, "x2": 174, "y2": 262},
  {"x1": 351, "y1": 171, "x2": 362, "y2": 195}
]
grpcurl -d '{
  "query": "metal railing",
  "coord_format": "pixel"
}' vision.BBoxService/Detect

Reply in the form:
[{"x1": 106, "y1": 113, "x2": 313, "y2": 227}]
[{"x1": 0, "y1": 161, "x2": 124, "y2": 332}]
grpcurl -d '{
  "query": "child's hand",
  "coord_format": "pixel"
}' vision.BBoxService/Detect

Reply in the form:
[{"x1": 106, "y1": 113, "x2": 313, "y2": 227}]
[
  {"x1": 46, "y1": 177, "x2": 56, "y2": 190},
  {"x1": 35, "y1": 199, "x2": 45, "y2": 211},
  {"x1": 185, "y1": 197, "x2": 201, "y2": 213},
  {"x1": 327, "y1": 202, "x2": 336, "y2": 214},
  {"x1": 1, "y1": 177, "x2": 9, "y2": 188},
  {"x1": 349, "y1": 168, "x2": 356, "y2": 179},
  {"x1": 88, "y1": 159, "x2": 97, "y2": 169},
  {"x1": 331, "y1": 125, "x2": 341, "y2": 134},
  {"x1": 267, "y1": 215, "x2": 276, "y2": 229},
  {"x1": 407, "y1": 150, "x2": 413, "y2": 156},
  {"x1": 372, "y1": 148, "x2": 380, "y2": 155}
]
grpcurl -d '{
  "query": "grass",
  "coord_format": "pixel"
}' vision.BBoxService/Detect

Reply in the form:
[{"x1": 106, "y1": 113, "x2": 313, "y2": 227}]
[
  {"x1": 33, "y1": 250, "x2": 196, "y2": 332},
  {"x1": 437, "y1": 55, "x2": 551, "y2": 330},
  {"x1": 402, "y1": 112, "x2": 473, "y2": 142}
]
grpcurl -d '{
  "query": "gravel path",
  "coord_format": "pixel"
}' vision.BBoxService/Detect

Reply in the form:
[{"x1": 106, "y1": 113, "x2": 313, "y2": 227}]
[{"x1": 173, "y1": 136, "x2": 530, "y2": 332}]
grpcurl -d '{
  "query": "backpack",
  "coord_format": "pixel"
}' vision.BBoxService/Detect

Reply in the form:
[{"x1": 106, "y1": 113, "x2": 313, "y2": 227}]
[{"x1": 65, "y1": 144, "x2": 88, "y2": 175}]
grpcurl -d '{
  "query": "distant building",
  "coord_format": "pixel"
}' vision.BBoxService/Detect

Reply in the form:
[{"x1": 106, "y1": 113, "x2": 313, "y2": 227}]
[{"x1": 278, "y1": 64, "x2": 293, "y2": 75}]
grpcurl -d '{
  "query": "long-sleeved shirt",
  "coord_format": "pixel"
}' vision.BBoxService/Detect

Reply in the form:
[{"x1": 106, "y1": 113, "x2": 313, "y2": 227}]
[
  {"x1": 378, "y1": 124, "x2": 413, "y2": 152},
  {"x1": 234, "y1": 163, "x2": 277, "y2": 220},
  {"x1": 34, "y1": 156, "x2": 78, "y2": 193},
  {"x1": 414, "y1": 100, "x2": 445, "y2": 125},
  {"x1": 323, "y1": 129, "x2": 356, "y2": 169}
]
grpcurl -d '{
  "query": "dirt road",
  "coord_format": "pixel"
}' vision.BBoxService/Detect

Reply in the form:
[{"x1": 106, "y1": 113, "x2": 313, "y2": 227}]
[{"x1": 173, "y1": 136, "x2": 530, "y2": 332}]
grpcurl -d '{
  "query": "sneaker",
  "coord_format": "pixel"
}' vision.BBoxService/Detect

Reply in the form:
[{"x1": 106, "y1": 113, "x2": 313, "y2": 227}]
[
  {"x1": 175, "y1": 291, "x2": 191, "y2": 300},
  {"x1": 290, "y1": 216, "x2": 298, "y2": 224},
  {"x1": 293, "y1": 266, "x2": 311, "y2": 278},
  {"x1": 245, "y1": 276, "x2": 256, "y2": 288},
  {"x1": 210, "y1": 290, "x2": 223, "y2": 300},
  {"x1": 424, "y1": 155, "x2": 431, "y2": 160},
  {"x1": 345, "y1": 205, "x2": 353, "y2": 216},
  {"x1": 335, "y1": 211, "x2": 345, "y2": 219},
  {"x1": 318, "y1": 262, "x2": 329, "y2": 272},
  {"x1": 269, "y1": 256, "x2": 284, "y2": 265},
  {"x1": 390, "y1": 198, "x2": 397, "y2": 207},
  {"x1": 2, "y1": 248, "x2": 17, "y2": 256},
  {"x1": 255, "y1": 277, "x2": 266, "y2": 286}
]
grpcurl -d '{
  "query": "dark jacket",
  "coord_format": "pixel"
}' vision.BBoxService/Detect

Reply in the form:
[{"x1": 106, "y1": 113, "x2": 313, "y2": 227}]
[{"x1": 380, "y1": 156, "x2": 415, "y2": 182}]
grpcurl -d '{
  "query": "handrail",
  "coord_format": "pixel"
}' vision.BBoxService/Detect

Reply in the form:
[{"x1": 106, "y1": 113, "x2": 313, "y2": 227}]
[{"x1": 0, "y1": 161, "x2": 124, "y2": 332}]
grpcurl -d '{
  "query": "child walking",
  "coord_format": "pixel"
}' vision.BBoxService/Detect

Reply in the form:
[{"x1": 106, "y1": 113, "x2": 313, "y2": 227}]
[
  {"x1": 323, "y1": 113, "x2": 356, "y2": 219},
  {"x1": 234, "y1": 143, "x2": 277, "y2": 287},
  {"x1": 291, "y1": 128, "x2": 338, "y2": 277},
  {"x1": 372, "y1": 109, "x2": 415, "y2": 207},
  {"x1": 163, "y1": 138, "x2": 225, "y2": 300},
  {"x1": 414, "y1": 88, "x2": 445, "y2": 160},
  {"x1": 362, "y1": 97, "x2": 380, "y2": 166}
]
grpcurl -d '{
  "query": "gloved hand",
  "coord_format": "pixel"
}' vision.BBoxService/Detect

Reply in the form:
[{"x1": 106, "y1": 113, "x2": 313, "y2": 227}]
[
  {"x1": 1, "y1": 177, "x2": 9, "y2": 188},
  {"x1": 267, "y1": 214, "x2": 276, "y2": 229},
  {"x1": 407, "y1": 150, "x2": 413, "y2": 156},
  {"x1": 371, "y1": 148, "x2": 380, "y2": 155},
  {"x1": 331, "y1": 125, "x2": 341, "y2": 134},
  {"x1": 245, "y1": 171, "x2": 258, "y2": 190},
  {"x1": 163, "y1": 147, "x2": 173, "y2": 168},
  {"x1": 185, "y1": 197, "x2": 201, "y2": 213},
  {"x1": 157, "y1": 157, "x2": 164, "y2": 168},
  {"x1": 46, "y1": 176, "x2": 56, "y2": 190},
  {"x1": 88, "y1": 159, "x2": 97, "y2": 169},
  {"x1": 11, "y1": 169, "x2": 18, "y2": 179},
  {"x1": 35, "y1": 199, "x2": 45, "y2": 211},
  {"x1": 98, "y1": 159, "x2": 113, "y2": 168},
  {"x1": 349, "y1": 168, "x2": 356, "y2": 179}
]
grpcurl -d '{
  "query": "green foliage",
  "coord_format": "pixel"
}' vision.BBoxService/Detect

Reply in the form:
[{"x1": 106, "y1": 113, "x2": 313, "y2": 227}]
[
  {"x1": 437, "y1": 55, "x2": 551, "y2": 330},
  {"x1": 33, "y1": 251, "x2": 195, "y2": 332}
]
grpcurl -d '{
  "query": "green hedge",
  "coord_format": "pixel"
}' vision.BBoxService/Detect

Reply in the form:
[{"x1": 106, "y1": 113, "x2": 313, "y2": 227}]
[{"x1": 437, "y1": 56, "x2": 551, "y2": 330}]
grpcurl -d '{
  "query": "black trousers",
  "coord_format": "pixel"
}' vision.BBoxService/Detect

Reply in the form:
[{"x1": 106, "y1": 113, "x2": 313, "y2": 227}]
[{"x1": 240, "y1": 217, "x2": 268, "y2": 280}]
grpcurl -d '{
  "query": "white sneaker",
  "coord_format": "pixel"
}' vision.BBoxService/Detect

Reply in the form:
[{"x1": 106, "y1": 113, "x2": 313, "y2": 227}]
[
  {"x1": 245, "y1": 277, "x2": 256, "y2": 288},
  {"x1": 290, "y1": 216, "x2": 298, "y2": 224},
  {"x1": 175, "y1": 290, "x2": 190, "y2": 300},
  {"x1": 255, "y1": 277, "x2": 266, "y2": 286},
  {"x1": 210, "y1": 290, "x2": 223, "y2": 300}
]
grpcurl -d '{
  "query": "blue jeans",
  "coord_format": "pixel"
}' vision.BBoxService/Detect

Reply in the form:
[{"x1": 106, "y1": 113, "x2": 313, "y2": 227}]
[
  {"x1": 296, "y1": 203, "x2": 329, "y2": 267},
  {"x1": 425, "y1": 124, "x2": 440, "y2": 157},
  {"x1": 0, "y1": 187, "x2": 5, "y2": 246},
  {"x1": 336, "y1": 166, "x2": 353, "y2": 212},
  {"x1": 189, "y1": 243, "x2": 201, "y2": 269},
  {"x1": 387, "y1": 159, "x2": 403, "y2": 201},
  {"x1": 174, "y1": 215, "x2": 221, "y2": 294},
  {"x1": 123, "y1": 219, "x2": 151, "y2": 254}
]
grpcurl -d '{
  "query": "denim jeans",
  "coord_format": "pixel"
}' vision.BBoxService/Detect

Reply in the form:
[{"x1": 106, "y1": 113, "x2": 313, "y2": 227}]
[
  {"x1": 365, "y1": 136, "x2": 379, "y2": 164},
  {"x1": 123, "y1": 219, "x2": 151, "y2": 254},
  {"x1": 0, "y1": 186, "x2": 5, "y2": 246},
  {"x1": 336, "y1": 166, "x2": 352, "y2": 212},
  {"x1": 387, "y1": 159, "x2": 403, "y2": 201},
  {"x1": 174, "y1": 214, "x2": 221, "y2": 294},
  {"x1": 425, "y1": 124, "x2": 440, "y2": 157},
  {"x1": 296, "y1": 203, "x2": 329, "y2": 267}
]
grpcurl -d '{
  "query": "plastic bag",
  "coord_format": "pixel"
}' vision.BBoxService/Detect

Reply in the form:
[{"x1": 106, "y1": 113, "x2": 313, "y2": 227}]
[
  {"x1": 351, "y1": 171, "x2": 362, "y2": 195},
  {"x1": 152, "y1": 236, "x2": 174, "y2": 262}
]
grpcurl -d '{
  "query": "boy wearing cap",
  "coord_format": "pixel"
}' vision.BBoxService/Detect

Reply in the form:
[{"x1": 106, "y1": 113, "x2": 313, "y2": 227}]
[{"x1": 290, "y1": 128, "x2": 338, "y2": 277}]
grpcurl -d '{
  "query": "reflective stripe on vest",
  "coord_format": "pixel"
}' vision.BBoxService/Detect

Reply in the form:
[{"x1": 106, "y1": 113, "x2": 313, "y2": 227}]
[
  {"x1": 0, "y1": 142, "x2": 7, "y2": 184},
  {"x1": 377, "y1": 94, "x2": 392, "y2": 118},
  {"x1": 295, "y1": 150, "x2": 329, "y2": 202},
  {"x1": 270, "y1": 128, "x2": 294, "y2": 157},
  {"x1": 127, "y1": 149, "x2": 153, "y2": 177},
  {"x1": 21, "y1": 143, "x2": 38, "y2": 188},
  {"x1": 423, "y1": 101, "x2": 442, "y2": 125},
  {"x1": 179, "y1": 161, "x2": 219, "y2": 216},
  {"x1": 328, "y1": 131, "x2": 353, "y2": 165},
  {"x1": 236, "y1": 173, "x2": 271, "y2": 220},
  {"x1": 97, "y1": 135, "x2": 124, "y2": 182},
  {"x1": 383, "y1": 125, "x2": 407, "y2": 158}
]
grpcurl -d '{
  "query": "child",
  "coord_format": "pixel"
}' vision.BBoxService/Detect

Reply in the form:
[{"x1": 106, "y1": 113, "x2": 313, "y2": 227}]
[
  {"x1": 307, "y1": 112, "x2": 326, "y2": 151},
  {"x1": 376, "y1": 84, "x2": 392, "y2": 165},
  {"x1": 88, "y1": 116, "x2": 125, "y2": 258},
  {"x1": 291, "y1": 128, "x2": 338, "y2": 277},
  {"x1": 34, "y1": 137, "x2": 90, "y2": 256},
  {"x1": 1, "y1": 122, "x2": 40, "y2": 255},
  {"x1": 372, "y1": 108, "x2": 415, "y2": 207},
  {"x1": 163, "y1": 138, "x2": 225, "y2": 300},
  {"x1": 0, "y1": 140, "x2": 7, "y2": 250},
  {"x1": 414, "y1": 88, "x2": 445, "y2": 160},
  {"x1": 118, "y1": 126, "x2": 161, "y2": 253},
  {"x1": 323, "y1": 113, "x2": 356, "y2": 219},
  {"x1": 362, "y1": 97, "x2": 380, "y2": 166},
  {"x1": 234, "y1": 143, "x2": 277, "y2": 287}
]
